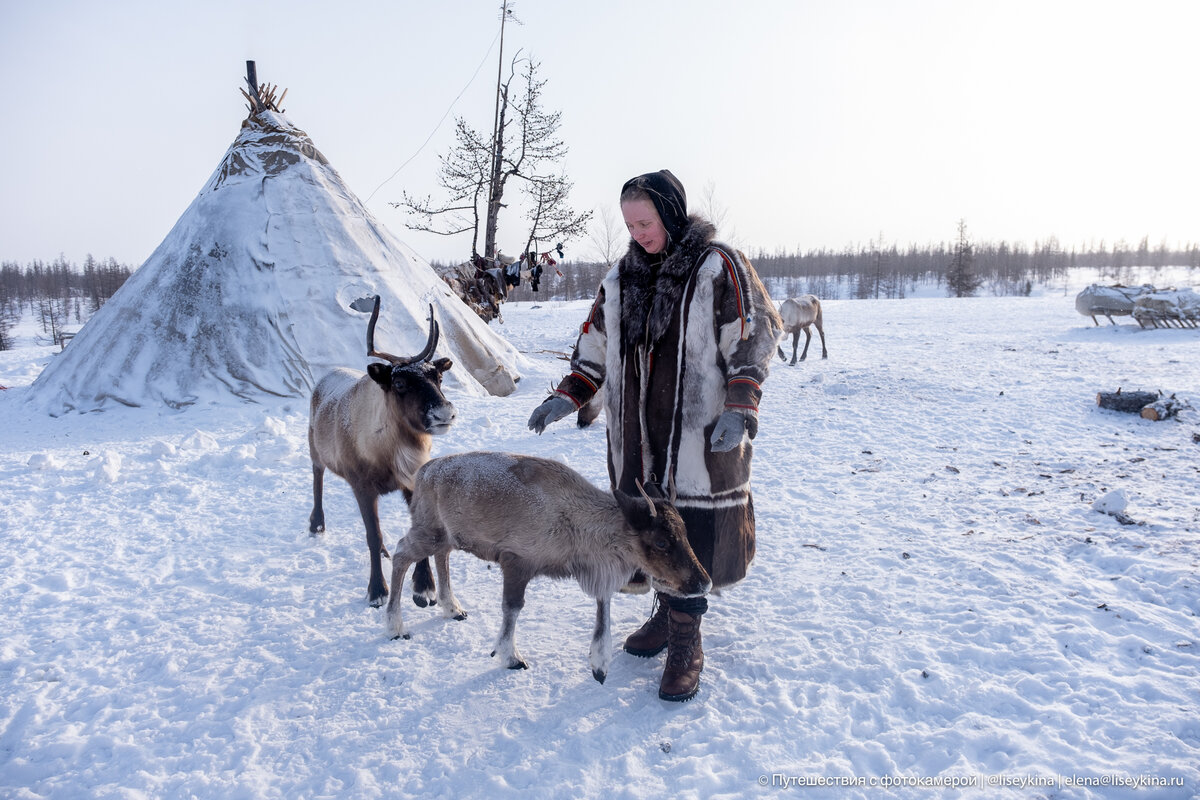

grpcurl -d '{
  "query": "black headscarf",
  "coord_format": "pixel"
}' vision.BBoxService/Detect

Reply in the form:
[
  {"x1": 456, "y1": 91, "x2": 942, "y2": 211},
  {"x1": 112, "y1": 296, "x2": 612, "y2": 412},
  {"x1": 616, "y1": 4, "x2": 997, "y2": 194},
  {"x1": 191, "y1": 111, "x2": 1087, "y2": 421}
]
[{"x1": 621, "y1": 170, "x2": 688, "y2": 245}]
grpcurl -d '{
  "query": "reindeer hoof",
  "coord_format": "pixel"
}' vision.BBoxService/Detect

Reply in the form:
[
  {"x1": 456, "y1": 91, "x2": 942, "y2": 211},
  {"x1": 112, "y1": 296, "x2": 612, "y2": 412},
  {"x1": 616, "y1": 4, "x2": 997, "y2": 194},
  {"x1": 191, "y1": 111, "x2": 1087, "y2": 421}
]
[
  {"x1": 490, "y1": 651, "x2": 529, "y2": 670},
  {"x1": 391, "y1": 632, "x2": 411, "y2": 641},
  {"x1": 593, "y1": 669, "x2": 607, "y2": 684},
  {"x1": 453, "y1": 611, "x2": 468, "y2": 621},
  {"x1": 411, "y1": 593, "x2": 438, "y2": 608}
]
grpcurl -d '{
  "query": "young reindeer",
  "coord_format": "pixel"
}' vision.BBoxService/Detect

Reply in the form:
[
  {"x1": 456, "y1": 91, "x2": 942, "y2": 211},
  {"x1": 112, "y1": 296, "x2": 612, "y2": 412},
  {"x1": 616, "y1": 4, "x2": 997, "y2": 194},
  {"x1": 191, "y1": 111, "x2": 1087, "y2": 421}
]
[
  {"x1": 384, "y1": 452, "x2": 711, "y2": 684},
  {"x1": 777, "y1": 294, "x2": 828, "y2": 364},
  {"x1": 308, "y1": 296, "x2": 455, "y2": 607}
]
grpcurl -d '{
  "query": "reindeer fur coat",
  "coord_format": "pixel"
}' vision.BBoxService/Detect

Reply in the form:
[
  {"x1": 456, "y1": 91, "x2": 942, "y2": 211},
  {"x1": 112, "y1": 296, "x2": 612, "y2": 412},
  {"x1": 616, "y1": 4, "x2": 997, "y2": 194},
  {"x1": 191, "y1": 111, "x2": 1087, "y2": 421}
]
[{"x1": 552, "y1": 216, "x2": 782, "y2": 588}]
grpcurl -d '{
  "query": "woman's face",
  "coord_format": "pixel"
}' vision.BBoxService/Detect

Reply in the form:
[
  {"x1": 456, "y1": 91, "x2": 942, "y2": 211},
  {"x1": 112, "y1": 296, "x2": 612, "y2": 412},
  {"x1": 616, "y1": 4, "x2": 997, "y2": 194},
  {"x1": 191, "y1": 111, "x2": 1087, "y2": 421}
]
[{"x1": 622, "y1": 198, "x2": 668, "y2": 255}]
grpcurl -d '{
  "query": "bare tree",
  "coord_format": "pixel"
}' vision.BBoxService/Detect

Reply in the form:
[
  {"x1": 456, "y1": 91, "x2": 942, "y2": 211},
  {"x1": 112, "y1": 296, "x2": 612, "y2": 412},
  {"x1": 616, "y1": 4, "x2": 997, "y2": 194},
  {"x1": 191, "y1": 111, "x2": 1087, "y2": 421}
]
[
  {"x1": 0, "y1": 267, "x2": 16, "y2": 352},
  {"x1": 587, "y1": 205, "x2": 626, "y2": 268},
  {"x1": 36, "y1": 296, "x2": 65, "y2": 346},
  {"x1": 698, "y1": 180, "x2": 736, "y2": 242},
  {"x1": 398, "y1": 118, "x2": 492, "y2": 257},
  {"x1": 520, "y1": 170, "x2": 592, "y2": 261},
  {"x1": 394, "y1": 54, "x2": 587, "y2": 262}
]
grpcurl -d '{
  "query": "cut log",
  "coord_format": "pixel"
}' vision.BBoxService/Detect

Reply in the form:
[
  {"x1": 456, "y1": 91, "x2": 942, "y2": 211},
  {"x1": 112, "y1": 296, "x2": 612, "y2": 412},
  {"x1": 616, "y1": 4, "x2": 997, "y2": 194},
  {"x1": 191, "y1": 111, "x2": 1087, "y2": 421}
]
[
  {"x1": 1097, "y1": 390, "x2": 1159, "y2": 414},
  {"x1": 1141, "y1": 396, "x2": 1187, "y2": 421}
]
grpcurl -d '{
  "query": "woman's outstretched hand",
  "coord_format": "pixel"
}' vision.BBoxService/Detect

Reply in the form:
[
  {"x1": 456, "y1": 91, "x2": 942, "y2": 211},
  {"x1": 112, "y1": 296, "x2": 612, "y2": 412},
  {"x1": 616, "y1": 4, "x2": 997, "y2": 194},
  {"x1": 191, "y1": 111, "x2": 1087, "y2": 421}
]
[{"x1": 527, "y1": 395, "x2": 575, "y2": 434}]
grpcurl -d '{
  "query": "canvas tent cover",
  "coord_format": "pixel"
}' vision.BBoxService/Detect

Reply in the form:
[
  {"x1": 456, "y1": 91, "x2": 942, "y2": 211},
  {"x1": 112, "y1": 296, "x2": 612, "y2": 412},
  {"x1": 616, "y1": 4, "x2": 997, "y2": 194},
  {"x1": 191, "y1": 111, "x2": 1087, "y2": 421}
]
[{"x1": 28, "y1": 111, "x2": 524, "y2": 415}]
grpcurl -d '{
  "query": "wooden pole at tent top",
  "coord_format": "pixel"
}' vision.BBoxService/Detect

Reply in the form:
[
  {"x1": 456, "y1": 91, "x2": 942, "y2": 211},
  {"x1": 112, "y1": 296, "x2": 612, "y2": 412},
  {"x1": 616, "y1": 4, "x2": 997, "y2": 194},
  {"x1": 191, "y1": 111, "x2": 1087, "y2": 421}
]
[{"x1": 245, "y1": 61, "x2": 262, "y2": 110}]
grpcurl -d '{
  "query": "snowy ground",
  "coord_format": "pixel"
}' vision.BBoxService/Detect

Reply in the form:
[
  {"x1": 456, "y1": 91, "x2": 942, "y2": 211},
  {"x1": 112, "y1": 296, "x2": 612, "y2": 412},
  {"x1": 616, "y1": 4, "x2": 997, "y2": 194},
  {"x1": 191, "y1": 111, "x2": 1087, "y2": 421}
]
[{"x1": 2, "y1": 283, "x2": 1199, "y2": 799}]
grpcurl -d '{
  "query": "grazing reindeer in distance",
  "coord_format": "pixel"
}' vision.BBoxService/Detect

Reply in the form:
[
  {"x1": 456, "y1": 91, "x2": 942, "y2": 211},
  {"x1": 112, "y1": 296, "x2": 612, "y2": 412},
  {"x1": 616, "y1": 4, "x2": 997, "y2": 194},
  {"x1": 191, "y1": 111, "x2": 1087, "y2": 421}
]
[
  {"x1": 384, "y1": 452, "x2": 711, "y2": 684},
  {"x1": 307, "y1": 296, "x2": 456, "y2": 607},
  {"x1": 777, "y1": 294, "x2": 828, "y2": 364}
]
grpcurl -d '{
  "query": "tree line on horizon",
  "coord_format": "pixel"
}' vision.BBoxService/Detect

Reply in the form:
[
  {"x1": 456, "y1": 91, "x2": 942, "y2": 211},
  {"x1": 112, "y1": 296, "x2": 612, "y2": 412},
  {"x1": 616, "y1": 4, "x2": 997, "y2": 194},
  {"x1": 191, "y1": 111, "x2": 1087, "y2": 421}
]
[
  {"x1": 2, "y1": 233, "x2": 1197, "y2": 351},
  {"x1": 0, "y1": 255, "x2": 133, "y2": 351},
  {"x1": 498, "y1": 233, "x2": 1200, "y2": 303}
]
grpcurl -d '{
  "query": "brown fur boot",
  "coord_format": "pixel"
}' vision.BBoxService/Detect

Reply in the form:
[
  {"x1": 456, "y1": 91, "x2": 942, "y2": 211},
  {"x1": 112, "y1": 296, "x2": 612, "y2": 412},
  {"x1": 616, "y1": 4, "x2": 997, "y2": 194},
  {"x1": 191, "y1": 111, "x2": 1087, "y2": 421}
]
[
  {"x1": 659, "y1": 609, "x2": 703, "y2": 702},
  {"x1": 623, "y1": 593, "x2": 670, "y2": 657}
]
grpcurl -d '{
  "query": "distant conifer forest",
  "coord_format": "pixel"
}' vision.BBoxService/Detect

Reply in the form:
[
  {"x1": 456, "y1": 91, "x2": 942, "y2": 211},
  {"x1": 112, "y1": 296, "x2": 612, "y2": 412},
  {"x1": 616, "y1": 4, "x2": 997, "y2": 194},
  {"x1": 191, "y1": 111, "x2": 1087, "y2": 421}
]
[{"x1": 3, "y1": 235, "x2": 1198, "y2": 351}]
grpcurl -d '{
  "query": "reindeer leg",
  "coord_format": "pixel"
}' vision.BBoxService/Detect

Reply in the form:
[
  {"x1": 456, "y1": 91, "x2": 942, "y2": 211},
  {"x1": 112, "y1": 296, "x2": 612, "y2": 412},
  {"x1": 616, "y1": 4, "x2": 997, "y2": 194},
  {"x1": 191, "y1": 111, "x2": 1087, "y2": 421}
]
[
  {"x1": 384, "y1": 538, "x2": 419, "y2": 640},
  {"x1": 790, "y1": 330, "x2": 800, "y2": 365},
  {"x1": 410, "y1": 559, "x2": 437, "y2": 608},
  {"x1": 590, "y1": 595, "x2": 612, "y2": 684},
  {"x1": 308, "y1": 463, "x2": 326, "y2": 533},
  {"x1": 817, "y1": 324, "x2": 828, "y2": 358},
  {"x1": 433, "y1": 550, "x2": 466, "y2": 621},
  {"x1": 352, "y1": 488, "x2": 388, "y2": 607},
  {"x1": 799, "y1": 326, "x2": 812, "y2": 361},
  {"x1": 492, "y1": 555, "x2": 532, "y2": 670},
  {"x1": 402, "y1": 489, "x2": 437, "y2": 608}
]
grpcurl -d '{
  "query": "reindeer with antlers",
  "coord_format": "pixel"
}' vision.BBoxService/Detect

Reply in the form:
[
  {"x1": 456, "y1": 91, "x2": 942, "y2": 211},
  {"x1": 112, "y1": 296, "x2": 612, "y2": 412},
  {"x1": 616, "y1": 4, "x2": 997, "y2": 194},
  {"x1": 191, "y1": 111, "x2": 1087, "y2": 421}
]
[{"x1": 307, "y1": 297, "x2": 456, "y2": 607}]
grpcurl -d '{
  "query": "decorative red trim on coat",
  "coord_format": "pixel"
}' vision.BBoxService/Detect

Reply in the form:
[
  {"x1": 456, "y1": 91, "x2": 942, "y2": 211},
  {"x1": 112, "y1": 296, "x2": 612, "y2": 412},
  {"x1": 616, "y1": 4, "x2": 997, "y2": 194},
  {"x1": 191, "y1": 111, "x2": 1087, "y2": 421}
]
[
  {"x1": 726, "y1": 376, "x2": 761, "y2": 411},
  {"x1": 554, "y1": 389, "x2": 583, "y2": 409},
  {"x1": 571, "y1": 371, "x2": 599, "y2": 394}
]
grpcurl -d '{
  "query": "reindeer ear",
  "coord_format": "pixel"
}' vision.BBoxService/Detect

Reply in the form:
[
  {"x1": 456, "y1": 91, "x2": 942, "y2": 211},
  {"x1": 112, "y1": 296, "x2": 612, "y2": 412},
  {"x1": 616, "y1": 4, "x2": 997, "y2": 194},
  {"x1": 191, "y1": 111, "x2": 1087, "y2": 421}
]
[
  {"x1": 614, "y1": 490, "x2": 653, "y2": 528},
  {"x1": 432, "y1": 357, "x2": 453, "y2": 374},
  {"x1": 367, "y1": 362, "x2": 392, "y2": 386}
]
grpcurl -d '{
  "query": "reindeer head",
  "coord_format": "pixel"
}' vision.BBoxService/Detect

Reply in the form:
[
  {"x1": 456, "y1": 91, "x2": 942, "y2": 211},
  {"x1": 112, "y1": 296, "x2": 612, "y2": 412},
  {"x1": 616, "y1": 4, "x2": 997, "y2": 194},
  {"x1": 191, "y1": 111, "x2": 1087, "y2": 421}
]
[
  {"x1": 614, "y1": 481, "x2": 712, "y2": 598},
  {"x1": 363, "y1": 297, "x2": 457, "y2": 435}
]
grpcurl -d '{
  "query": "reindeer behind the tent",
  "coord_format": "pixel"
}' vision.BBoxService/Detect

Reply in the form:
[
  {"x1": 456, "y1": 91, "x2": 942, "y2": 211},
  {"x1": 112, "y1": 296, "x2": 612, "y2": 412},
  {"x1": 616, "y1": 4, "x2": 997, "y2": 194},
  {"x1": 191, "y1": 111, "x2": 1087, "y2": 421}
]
[
  {"x1": 777, "y1": 294, "x2": 829, "y2": 364},
  {"x1": 307, "y1": 296, "x2": 456, "y2": 606}
]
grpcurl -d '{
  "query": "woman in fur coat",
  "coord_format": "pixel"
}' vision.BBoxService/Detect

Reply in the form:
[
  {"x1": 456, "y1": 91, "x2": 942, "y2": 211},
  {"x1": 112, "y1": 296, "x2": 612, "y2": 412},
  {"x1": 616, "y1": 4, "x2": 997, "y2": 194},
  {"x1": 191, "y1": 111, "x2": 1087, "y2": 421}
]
[{"x1": 528, "y1": 169, "x2": 782, "y2": 701}]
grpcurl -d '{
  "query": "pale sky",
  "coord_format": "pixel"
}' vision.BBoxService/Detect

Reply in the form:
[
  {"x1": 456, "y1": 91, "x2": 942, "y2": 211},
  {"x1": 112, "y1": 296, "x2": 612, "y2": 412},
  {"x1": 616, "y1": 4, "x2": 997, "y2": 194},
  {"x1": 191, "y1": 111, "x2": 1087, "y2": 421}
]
[{"x1": 1, "y1": 0, "x2": 1197, "y2": 268}]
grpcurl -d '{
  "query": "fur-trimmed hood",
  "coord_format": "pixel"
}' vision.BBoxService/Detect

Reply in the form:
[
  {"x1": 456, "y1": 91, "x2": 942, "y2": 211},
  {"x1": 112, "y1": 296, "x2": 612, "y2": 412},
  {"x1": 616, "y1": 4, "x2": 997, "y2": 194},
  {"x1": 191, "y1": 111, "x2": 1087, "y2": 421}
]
[{"x1": 619, "y1": 215, "x2": 717, "y2": 348}]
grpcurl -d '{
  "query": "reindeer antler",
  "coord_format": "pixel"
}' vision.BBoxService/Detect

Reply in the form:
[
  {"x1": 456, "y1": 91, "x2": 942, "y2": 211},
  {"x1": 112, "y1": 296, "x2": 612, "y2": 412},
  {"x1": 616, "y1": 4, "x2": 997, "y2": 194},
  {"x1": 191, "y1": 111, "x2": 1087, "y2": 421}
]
[
  {"x1": 634, "y1": 479, "x2": 658, "y2": 518},
  {"x1": 366, "y1": 296, "x2": 439, "y2": 366}
]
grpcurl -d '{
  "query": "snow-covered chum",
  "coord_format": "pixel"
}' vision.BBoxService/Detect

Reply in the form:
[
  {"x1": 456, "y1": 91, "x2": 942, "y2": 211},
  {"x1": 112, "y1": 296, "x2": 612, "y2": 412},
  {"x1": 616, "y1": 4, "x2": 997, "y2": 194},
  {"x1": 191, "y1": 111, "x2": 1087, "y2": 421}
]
[
  {"x1": 307, "y1": 296, "x2": 456, "y2": 607},
  {"x1": 776, "y1": 294, "x2": 829, "y2": 364},
  {"x1": 383, "y1": 452, "x2": 712, "y2": 684}
]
